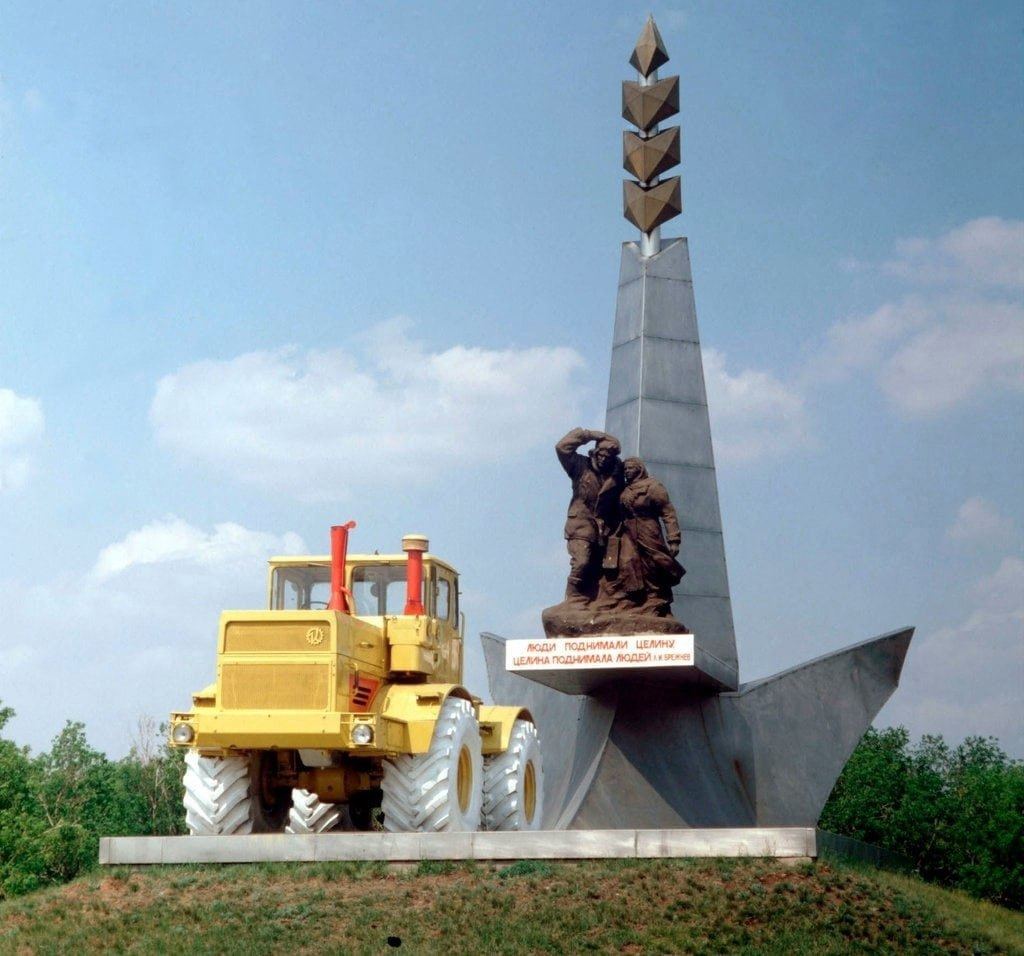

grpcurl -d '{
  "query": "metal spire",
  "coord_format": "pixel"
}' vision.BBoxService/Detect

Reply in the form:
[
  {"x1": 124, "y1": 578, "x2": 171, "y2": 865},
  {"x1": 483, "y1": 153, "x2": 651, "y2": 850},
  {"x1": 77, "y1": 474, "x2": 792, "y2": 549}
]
[{"x1": 622, "y1": 15, "x2": 682, "y2": 257}]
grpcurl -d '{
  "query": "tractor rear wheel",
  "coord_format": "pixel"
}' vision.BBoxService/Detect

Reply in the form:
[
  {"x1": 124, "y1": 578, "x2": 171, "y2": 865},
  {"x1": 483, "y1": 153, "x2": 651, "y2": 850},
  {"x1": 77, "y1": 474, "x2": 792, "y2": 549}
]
[
  {"x1": 482, "y1": 719, "x2": 544, "y2": 831},
  {"x1": 286, "y1": 789, "x2": 343, "y2": 834},
  {"x1": 380, "y1": 696, "x2": 483, "y2": 832},
  {"x1": 183, "y1": 751, "x2": 289, "y2": 835}
]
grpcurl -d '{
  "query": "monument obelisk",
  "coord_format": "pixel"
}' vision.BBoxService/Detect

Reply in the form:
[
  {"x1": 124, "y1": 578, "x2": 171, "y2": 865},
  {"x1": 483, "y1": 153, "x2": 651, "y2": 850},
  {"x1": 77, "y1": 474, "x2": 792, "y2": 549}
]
[
  {"x1": 483, "y1": 16, "x2": 912, "y2": 831},
  {"x1": 606, "y1": 17, "x2": 737, "y2": 688}
]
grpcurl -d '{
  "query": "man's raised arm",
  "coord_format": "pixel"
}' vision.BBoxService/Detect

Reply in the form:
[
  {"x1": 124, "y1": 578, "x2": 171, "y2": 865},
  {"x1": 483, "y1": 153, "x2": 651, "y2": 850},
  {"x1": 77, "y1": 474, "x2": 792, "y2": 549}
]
[{"x1": 556, "y1": 427, "x2": 608, "y2": 475}]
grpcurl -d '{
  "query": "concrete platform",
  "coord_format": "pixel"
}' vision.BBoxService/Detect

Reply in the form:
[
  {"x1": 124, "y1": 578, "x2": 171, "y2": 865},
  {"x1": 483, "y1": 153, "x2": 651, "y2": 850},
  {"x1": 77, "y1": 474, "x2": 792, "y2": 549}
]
[{"x1": 99, "y1": 828, "x2": 817, "y2": 865}]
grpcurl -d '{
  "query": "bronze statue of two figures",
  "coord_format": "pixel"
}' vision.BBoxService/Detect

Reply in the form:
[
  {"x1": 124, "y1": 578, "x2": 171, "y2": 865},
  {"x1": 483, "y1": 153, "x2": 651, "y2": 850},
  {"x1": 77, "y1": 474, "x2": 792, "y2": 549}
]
[{"x1": 542, "y1": 427, "x2": 689, "y2": 638}]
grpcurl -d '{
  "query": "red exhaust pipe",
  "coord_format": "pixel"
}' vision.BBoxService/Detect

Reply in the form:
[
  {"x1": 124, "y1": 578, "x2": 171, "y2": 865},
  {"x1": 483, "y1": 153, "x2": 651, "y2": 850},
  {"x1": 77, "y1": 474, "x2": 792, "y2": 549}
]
[
  {"x1": 326, "y1": 521, "x2": 357, "y2": 613},
  {"x1": 402, "y1": 534, "x2": 428, "y2": 615}
]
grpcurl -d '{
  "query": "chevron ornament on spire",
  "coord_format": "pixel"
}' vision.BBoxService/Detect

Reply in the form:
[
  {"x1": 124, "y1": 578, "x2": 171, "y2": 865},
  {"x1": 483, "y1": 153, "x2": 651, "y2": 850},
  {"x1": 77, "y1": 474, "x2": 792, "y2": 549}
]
[{"x1": 622, "y1": 15, "x2": 682, "y2": 254}]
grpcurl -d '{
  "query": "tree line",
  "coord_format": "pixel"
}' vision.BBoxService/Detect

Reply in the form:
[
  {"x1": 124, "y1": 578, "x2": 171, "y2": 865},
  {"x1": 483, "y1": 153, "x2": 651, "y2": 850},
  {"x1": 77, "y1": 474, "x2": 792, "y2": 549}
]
[
  {"x1": 819, "y1": 726, "x2": 1023, "y2": 909},
  {"x1": 0, "y1": 704, "x2": 184, "y2": 898},
  {"x1": 0, "y1": 702, "x2": 1020, "y2": 908}
]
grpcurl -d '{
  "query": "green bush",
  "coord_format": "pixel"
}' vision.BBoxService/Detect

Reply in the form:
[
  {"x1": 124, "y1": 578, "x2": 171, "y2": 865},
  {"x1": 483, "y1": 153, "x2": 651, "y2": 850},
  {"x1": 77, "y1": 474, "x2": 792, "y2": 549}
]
[
  {"x1": 821, "y1": 726, "x2": 1024, "y2": 909},
  {"x1": 0, "y1": 702, "x2": 186, "y2": 899},
  {"x1": 37, "y1": 823, "x2": 92, "y2": 883}
]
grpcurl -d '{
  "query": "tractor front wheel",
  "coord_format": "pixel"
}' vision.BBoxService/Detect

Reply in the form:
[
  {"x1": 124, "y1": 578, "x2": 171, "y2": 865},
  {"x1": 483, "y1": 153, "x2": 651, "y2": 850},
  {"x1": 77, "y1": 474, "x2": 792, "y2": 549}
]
[{"x1": 182, "y1": 751, "x2": 289, "y2": 835}]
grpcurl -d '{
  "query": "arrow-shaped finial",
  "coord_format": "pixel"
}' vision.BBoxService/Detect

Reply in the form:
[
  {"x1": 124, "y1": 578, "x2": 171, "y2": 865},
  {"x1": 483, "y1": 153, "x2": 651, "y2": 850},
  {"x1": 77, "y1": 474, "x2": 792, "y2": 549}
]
[{"x1": 629, "y1": 15, "x2": 670, "y2": 77}]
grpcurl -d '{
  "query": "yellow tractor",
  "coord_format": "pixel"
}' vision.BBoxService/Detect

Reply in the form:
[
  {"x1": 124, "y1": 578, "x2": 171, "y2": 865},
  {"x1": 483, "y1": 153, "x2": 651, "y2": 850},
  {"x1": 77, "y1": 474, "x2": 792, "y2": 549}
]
[{"x1": 169, "y1": 524, "x2": 542, "y2": 835}]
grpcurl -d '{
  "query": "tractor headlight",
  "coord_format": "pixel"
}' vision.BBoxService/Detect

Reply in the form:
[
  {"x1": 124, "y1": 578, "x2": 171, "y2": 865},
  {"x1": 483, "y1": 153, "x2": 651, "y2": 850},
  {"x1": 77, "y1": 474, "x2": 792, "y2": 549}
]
[
  {"x1": 171, "y1": 722, "x2": 195, "y2": 745},
  {"x1": 351, "y1": 723, "x2": 374, "y2": 746}
]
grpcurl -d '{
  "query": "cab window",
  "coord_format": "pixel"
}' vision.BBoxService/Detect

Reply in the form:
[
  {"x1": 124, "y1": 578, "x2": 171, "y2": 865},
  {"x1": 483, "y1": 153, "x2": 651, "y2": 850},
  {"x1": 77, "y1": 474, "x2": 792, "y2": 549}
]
[
  {"x1": 271, "y1": 566, "x2": 331, "y2": 609},
  {"x1": 271, "y1": 562, "x2": 425, "y2": 615},
  {"x1": 436, "y1": 576, "x2": 451, "y2": 622},
  {"x1": 351, "y1": 565, "x2": 411, "y2": 616}
]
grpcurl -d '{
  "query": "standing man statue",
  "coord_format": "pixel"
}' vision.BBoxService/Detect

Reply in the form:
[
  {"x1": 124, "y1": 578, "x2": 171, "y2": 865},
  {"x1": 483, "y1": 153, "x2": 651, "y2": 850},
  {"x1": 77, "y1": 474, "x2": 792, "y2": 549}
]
[{"x1": 555, "y1": 427, "x2": 625, "y2": 603}]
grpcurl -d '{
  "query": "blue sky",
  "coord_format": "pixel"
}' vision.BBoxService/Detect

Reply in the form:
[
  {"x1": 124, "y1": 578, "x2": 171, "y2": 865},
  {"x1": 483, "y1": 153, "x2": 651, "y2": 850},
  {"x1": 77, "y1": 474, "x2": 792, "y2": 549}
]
[{"x1": 1, "y1": 1, "x2": 1021, "y2": 760}]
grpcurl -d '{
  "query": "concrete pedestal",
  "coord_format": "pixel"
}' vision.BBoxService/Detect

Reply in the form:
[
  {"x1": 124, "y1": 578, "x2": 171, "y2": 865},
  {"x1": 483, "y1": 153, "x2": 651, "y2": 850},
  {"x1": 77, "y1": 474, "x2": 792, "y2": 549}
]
[
  {"x1": 484, "y1": 627, "x2": 913, "y2": 830},
  {"x1": 503, "y1": 632, "x2": 734, "y2": 695}
]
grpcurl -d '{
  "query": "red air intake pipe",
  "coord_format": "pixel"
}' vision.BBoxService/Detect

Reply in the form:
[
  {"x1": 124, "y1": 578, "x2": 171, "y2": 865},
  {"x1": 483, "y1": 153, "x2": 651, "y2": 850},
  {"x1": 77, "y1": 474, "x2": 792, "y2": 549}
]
[
  {"x1": 402, "y1": 534, "x2": 428, "y2": 616},
  {"x1": 327, "y1": 521, "x2": 357, "y2": 613}
]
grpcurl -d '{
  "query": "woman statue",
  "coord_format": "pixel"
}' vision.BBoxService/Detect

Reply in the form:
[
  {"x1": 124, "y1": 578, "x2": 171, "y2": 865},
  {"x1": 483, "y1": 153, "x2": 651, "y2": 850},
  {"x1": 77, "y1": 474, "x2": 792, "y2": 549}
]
[{"x1": 615, "y1": 457, "x2": 685, "y2": 615}]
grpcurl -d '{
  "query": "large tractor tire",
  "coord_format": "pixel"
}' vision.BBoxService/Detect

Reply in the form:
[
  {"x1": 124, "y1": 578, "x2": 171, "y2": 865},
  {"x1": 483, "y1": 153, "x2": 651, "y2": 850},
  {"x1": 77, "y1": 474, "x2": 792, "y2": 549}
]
[
  {"x1": 285, "y1": 789, "x2": 343, "y2": 835},
  {"x1": 381, "y1": 696, "x2": 483, "y2": 832},
  {"x1": 183, "y1": 751, "x2": 290, "y2": 835},
  {"x1": 183, "y1": 752, "x2": 253, "y2": 835},
  {"x1": 482, "y1": 719, "x2": 544, "y2": 831}
]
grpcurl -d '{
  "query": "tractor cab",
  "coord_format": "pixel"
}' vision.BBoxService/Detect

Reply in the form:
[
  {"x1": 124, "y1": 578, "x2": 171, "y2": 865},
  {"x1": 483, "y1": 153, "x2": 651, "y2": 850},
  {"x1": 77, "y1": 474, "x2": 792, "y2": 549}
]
[
  {"x1": 268, "y1": 554, "x2": 461, "y2": 627},
  {"x1": 265, "y1": 536, "x2": 464, "y2": 683}
]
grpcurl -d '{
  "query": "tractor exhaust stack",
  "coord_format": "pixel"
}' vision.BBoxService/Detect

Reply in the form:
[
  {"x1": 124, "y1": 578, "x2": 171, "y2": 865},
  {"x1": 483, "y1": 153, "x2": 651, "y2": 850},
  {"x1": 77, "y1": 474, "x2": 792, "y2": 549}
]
[
  {"x1": 326, "y1": 522, "x2": 357, "y2": 613},
  {"x1": 402, "y1": 534, "x2": 428, "y2": 615}
]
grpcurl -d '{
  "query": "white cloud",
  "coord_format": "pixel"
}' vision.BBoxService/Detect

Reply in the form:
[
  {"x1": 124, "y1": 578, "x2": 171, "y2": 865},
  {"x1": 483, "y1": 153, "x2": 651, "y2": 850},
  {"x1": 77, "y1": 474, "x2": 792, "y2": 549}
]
[
  {"x1": 947, "y1": 497, "x2": 1015, "y2": 545},
  {"x1": 0, "y1": 388, "x2": 45, "y2": 492},
  {"x1": 878, "y1": 296, "x2": 1024, "y2": 415},
  {"x1": 973, "y1": 555, "x2": 1024, "y2": 616},
  {"x1": 2, "y1": 517, "x2": 305, "y2": 757},
  {"x1": 703, "y1": 348, "x2": 810, "y2": 463},
  {"x1": 883, "y1": 217, "x2": 1024, "y2": 290},
  {"x1": 93, "y1": 516, "x2": 305, "y2": 580},
  {"x1": 801, "y1": 297, "x2": 931, "y2": 385},
  {"x1": 879, "y1": 556, "x2": 1024, "y2": 757},
  {"x1": 150, "y1": 319, "x2": 586, "y2": 500},
  {"x1": 808, "y1": 218, "x2": 1024, "y2": 416}
]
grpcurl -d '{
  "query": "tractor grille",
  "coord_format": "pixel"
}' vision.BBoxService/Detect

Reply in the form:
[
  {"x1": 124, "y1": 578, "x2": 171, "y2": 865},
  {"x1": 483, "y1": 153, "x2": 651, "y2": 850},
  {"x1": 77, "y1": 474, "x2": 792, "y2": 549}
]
[
  {"x1": 223, "y1": 621, "x2": 331, "y2": 653},
  {"x1": 220, "y1": 663, "x2": 330, "y2": 710}
]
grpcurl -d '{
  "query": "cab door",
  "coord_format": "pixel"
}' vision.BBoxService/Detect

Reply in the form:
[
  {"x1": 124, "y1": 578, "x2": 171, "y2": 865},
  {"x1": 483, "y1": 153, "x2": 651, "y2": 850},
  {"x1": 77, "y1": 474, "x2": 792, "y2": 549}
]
[{"x1": 429, "y1": 564, "x2": 462, "y2": 683}]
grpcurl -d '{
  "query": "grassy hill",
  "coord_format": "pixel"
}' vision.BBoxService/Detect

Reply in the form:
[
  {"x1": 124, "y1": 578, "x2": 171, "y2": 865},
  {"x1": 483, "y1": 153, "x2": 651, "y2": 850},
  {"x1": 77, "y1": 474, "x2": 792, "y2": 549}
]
[{"x1": 1, "y1": 856, "x2": 1021, "y2": 954}]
